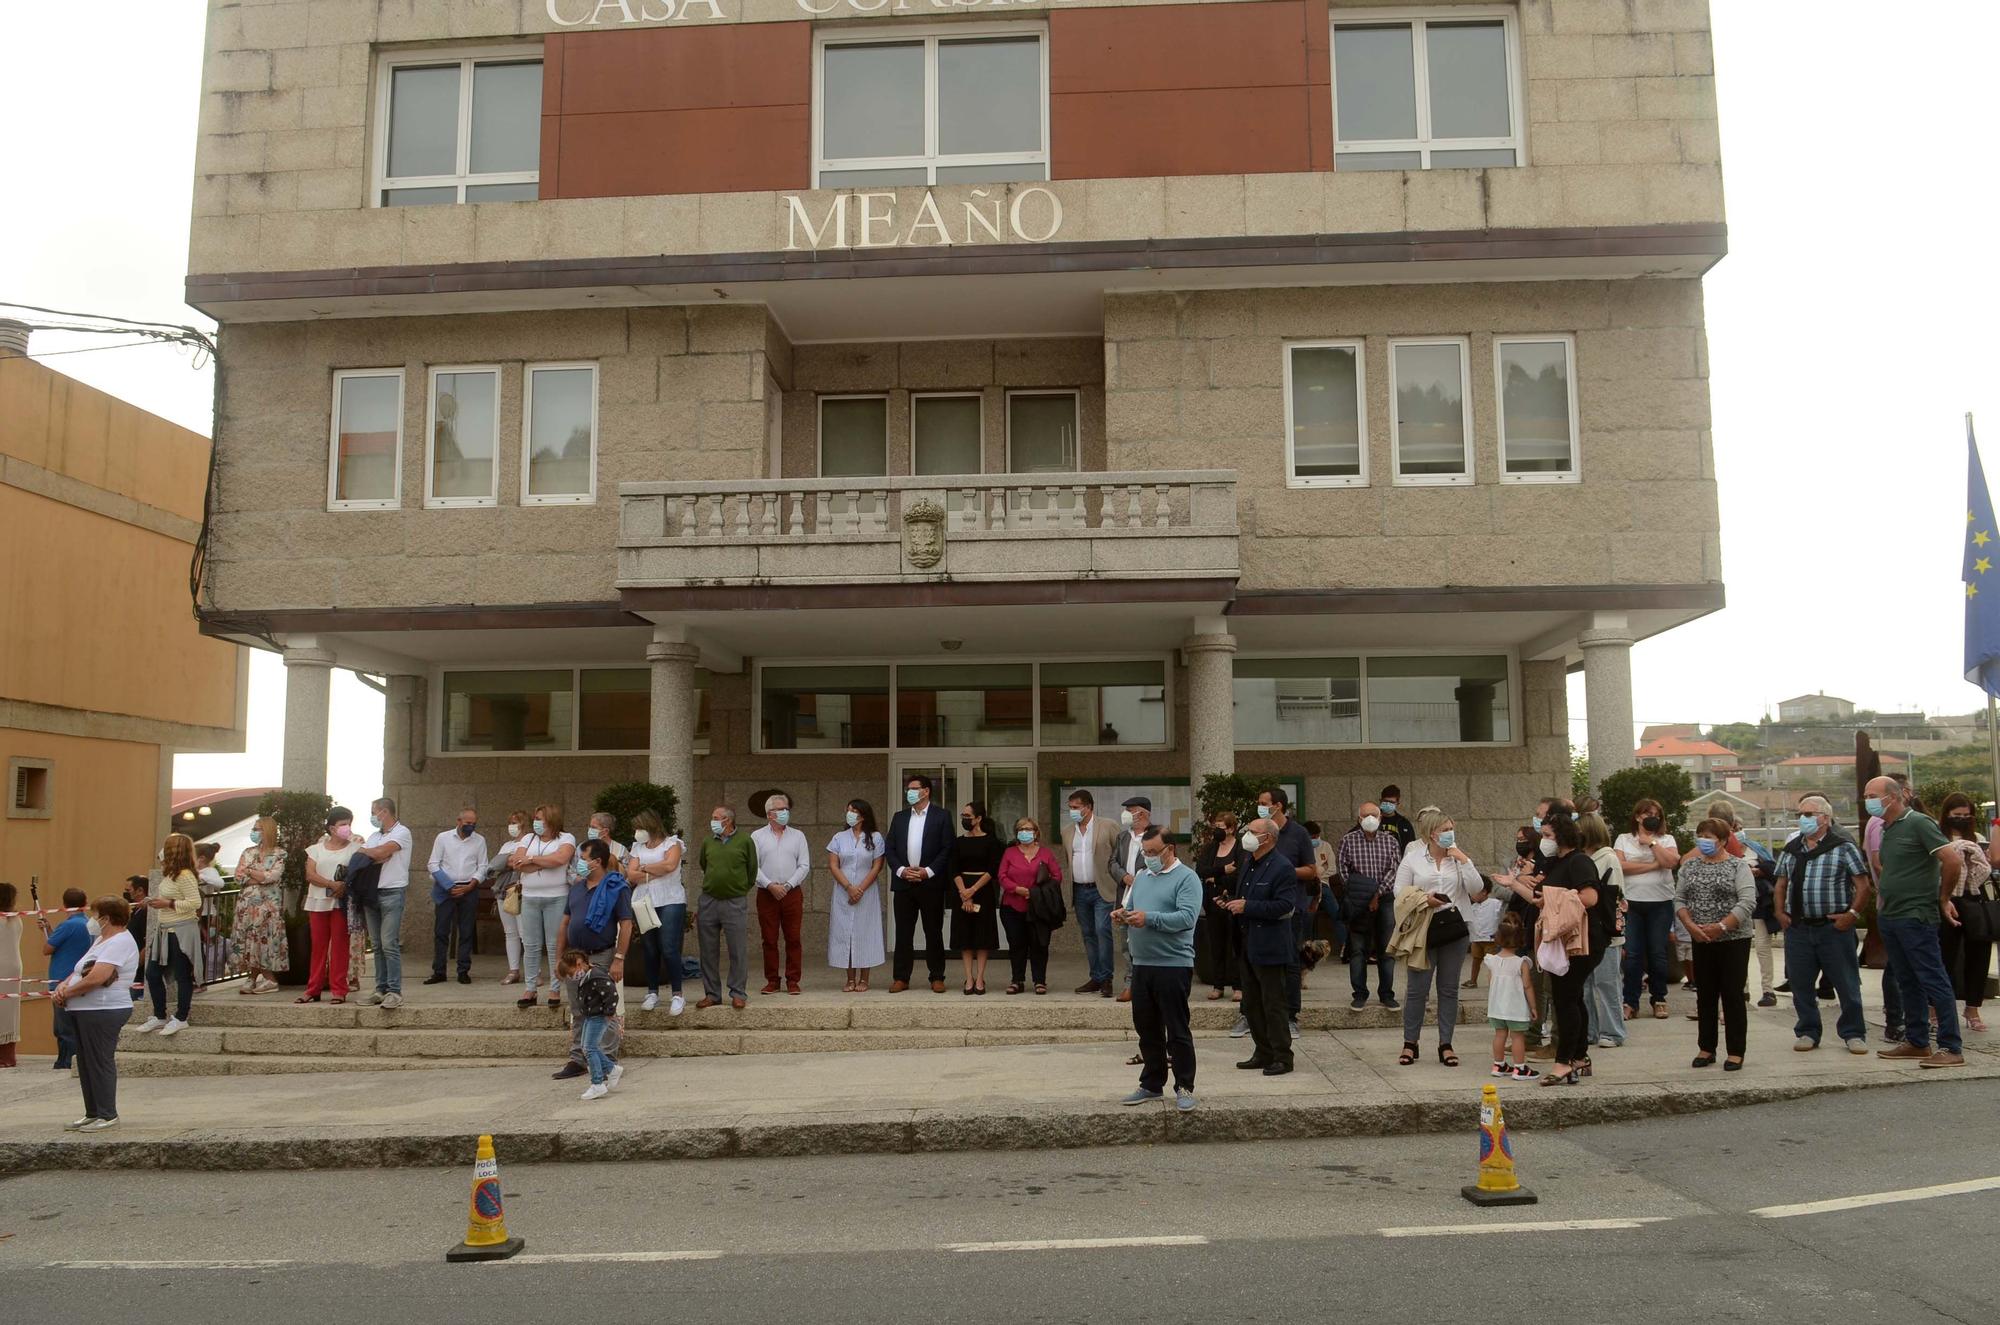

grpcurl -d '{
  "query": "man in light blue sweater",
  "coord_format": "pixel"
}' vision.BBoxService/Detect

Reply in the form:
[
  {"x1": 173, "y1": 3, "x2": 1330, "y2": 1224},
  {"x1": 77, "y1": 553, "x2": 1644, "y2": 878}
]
[{"x1": 1112, "y1": 825, "x2": 1204, "y2": 1110}]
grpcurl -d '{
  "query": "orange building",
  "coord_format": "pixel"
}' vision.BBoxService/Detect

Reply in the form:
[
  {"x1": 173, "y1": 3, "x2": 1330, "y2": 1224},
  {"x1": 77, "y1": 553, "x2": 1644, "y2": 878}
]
[{"x1": 0, "y1": 322, "x2": 246, "y2": 1055}]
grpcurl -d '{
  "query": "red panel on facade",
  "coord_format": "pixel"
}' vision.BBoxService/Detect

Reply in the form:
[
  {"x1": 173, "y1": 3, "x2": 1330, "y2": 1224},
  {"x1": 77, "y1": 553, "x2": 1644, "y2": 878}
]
[
  {"x1": 541, "y1": 22, "x2": 812, "y2": 199},
  {"x1": 557, "y1": 105, "x2": 811, "y2": 199},
  {"x1": 1049, "y1": 1, "x2": 1321, "y2": 179}
]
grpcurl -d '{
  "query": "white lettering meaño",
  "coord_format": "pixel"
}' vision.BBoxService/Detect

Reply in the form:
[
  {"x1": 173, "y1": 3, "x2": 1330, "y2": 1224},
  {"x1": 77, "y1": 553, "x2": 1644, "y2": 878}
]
[{"x1": 783, "y1": 188, "x2": 1064, "y2": 251}]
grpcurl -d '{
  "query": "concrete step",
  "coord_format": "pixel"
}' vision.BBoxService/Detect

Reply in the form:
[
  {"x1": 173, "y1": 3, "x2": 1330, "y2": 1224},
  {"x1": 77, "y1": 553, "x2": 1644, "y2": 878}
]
[
  {"x1": 126, "y1": 999, "x2": 1452, "y2": 1035},
  {"x1": 117, "y1": 1024, "x2": 1169, "y2": 1062}
]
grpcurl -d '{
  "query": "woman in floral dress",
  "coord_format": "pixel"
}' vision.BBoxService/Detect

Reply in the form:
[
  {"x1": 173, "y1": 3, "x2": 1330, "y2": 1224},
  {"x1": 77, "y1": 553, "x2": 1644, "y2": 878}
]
[{"x1": 230, "y1": 816, "x2": 289, "y2": 994}]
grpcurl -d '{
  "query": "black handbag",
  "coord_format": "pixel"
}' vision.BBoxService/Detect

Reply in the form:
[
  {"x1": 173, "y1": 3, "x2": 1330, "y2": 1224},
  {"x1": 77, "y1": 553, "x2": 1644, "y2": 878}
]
[
  {"x1": 1426, "y1": 904, "x2": 1470, "y2": 948},
  {"x1": 1028, "y1": 859, "x2": 1067, "y2": 930},
  {"x1": 1960, "y1": 886, "x2": 2000, "y2": 944}
]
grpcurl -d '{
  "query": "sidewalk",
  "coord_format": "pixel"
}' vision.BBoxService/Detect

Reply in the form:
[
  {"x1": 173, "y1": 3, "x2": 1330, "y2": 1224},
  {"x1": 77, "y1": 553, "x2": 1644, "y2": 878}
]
[{"x1": 4, "y1": 996, "x2": 1992, "y2": 1174}]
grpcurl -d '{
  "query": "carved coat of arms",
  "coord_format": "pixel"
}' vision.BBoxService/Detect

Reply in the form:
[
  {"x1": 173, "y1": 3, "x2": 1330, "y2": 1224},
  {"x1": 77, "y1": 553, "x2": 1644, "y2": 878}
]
[{"x1": 903, "y1": 498, "x2": 946, "y2": 569}]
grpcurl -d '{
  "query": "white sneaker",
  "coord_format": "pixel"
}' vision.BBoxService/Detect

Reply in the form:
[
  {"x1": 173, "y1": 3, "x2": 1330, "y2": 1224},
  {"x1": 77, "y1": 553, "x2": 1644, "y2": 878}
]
[
  {"x1": 669, "y1": 994, "x2": 685, "y2": 1017},
  {"x1": 580, "y1": 1083, "x2": 609, "y2": 1101},
  {"x1": 381, "y1": 992, "x2": 403, "y2": 1011},
  {"x1": 79, "y1": 1116, "x2": 119, "y2": 1132},
  {"x1": 607, "y1": 1063, "x2": 625, "y2": 1091},
  {"x1": 1597, "y1": 1036, "x2": 1623, "y2": 1048},
  {"x1": 1228, "y1": 1015, "x2": 1250, "y2": 1038},
  {"x1": 366, "y1": 992, "x2": 385, "y2": 1005},
  {"x1": 64, "y1": 1117, "x2": 95, "y2": 1131},
  {"x1": 641, "y1": 993, "x2": 659, "y2": 1012},
  {"x1": 1845, "y1": 1038, "x2": 1870, "y2": 1055},
  {"x1": 160, "y1": 1017, "x2": 187, "y2": 1037},
  {"x1": 135, "y1": 1017, "x2": 166, "y2": 1034},
  {"x1": 1288, "y1": 1020, "x2": 1301, "y2": 1040}
]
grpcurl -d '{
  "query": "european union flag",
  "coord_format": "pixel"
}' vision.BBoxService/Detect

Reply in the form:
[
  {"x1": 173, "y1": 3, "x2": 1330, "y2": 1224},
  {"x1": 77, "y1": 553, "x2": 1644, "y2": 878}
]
[{"x1": 1965, "y1": 417, "x2": 2000, "y2": 696}]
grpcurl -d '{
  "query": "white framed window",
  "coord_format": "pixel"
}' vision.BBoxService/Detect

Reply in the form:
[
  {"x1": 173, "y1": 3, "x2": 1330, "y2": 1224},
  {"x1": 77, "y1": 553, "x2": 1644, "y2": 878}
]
[
  {"x1": 1495, "y1": 334, "x2": 1580, "y2": 483},
  {"x1": 814, "y1": 24, "x2": 1049, "y2": 188},
  {"x1": 818, "y1": 395, "x2": 890, "y2": 477},
  {"x1": 1284, "y1": 341, "x2": 1367, "y2": 487},
  {"x1": 328, "y1": 368, "x2": 404, "y2": 511},
  {"x1": 373, "y1": 47, "x2": 542, "y2": 207},
  {"x1": 910, "y1": 393, "x2": 984, "y2": 476},
  {"x1": 1233, "y1": 651, "x2": 1517, "y2": 748},
  {"x1": 425, "y1": 365, "x2": 500, "y2": 509},
  {"x1": 1332, "y1": 7, "x2": 1522, "y2": 171},
  {"x1": 522, "y1": 362, "x2": 598, "y2": 505},
  {"x1": 1005, "y1": 389, "x2": 1078, "y2": 473},
  {"x1": 1389, "y1": 336, "x2": 1473, "y2": 485}
]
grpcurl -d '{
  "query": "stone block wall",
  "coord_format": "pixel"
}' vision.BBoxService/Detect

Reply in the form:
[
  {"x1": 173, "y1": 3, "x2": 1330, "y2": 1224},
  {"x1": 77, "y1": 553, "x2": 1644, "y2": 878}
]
[
  {"x1": 208, "y1": 304, "x2": 776, "y2": 612},
  {"x1": 1103, "y1": 278, "x2": 1721, "y2": 593},
  {"x1": 190, "y1": 0, "x2": 1720, "y2": 276}
]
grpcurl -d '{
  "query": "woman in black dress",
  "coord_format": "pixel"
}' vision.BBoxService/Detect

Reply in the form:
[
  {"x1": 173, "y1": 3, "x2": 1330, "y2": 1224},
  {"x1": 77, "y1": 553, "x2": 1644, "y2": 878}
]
[
  {"x1": 951, "y1": 801, "x2": 1003, "y2": 995},
  {"x1": 1194, "y1": 811, "x2": 1244, "y2": 1003}
]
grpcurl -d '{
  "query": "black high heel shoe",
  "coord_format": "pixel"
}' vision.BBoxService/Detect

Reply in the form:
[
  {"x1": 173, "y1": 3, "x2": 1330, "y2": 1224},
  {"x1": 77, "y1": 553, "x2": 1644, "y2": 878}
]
[{"x1": 1691, "y1": 1053, "x2": 1716, "y2": 1068}]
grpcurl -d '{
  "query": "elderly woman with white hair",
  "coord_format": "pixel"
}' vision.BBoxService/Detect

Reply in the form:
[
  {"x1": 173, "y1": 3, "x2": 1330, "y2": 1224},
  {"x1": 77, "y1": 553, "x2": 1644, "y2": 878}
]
[{"x1": 1392, "y1": 806, "x2": 1488, "y2": 1068}]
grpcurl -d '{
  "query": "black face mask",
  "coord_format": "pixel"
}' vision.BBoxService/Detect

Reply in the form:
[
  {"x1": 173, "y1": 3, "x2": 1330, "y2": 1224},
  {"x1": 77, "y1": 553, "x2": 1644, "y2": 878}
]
[
  {"x1": 458, "y1": 824, "x2": 476, "y2": 838},
  {"x1": 1515, "y1": 841, "x2": 1536, "y2": 860},
  {"x1": 1640, "y1": 816, "x2": 1663, "y2": 834},
  {"x1": 960, "y1": 817, "x2": 975, "y2": 831}
]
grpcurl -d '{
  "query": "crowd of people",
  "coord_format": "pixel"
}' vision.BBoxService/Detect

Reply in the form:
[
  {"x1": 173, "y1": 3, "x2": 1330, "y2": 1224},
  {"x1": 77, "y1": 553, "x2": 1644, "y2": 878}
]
[{"x1": 15, "y1": 770, "x2": 1990, "y2": 1127}]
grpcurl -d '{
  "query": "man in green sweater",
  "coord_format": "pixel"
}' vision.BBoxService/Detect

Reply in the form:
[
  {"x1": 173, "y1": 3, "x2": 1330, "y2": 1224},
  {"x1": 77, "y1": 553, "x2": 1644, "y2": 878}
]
[
  {"x1": 1112, "y1": 825, "x2": 1203, "y2": 1110},
  {"x1": 696, "y1": 805, "x2": 757, "y2": 1010}
]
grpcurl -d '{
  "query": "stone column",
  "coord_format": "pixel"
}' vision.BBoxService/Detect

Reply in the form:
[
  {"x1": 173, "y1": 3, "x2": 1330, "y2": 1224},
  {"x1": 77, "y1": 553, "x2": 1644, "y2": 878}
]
[
  {"x1": 281, "y1": 642, "x2": 336, "y2": 792},
  {"x1": 648, "y1": 637, "x2": 701, "y2": 832},
  {"x1": 1580, "y1": 616, "x2": 1637, "y2": 793},
  {"x1": 1183, "y1": 626, "x2": 1237, "y2": 788}
]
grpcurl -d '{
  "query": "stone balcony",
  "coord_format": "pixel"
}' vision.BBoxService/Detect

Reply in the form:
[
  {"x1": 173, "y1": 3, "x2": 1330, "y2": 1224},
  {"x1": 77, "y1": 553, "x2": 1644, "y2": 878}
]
[{"x1": 617, "y1": 471, "x2": 1238, "y2": 588}]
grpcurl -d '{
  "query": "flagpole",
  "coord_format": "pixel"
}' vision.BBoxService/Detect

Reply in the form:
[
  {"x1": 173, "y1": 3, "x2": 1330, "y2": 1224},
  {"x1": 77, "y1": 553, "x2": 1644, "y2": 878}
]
[{"x1": 1980, "y1": 411, "x2": 2000, "y2": 823}]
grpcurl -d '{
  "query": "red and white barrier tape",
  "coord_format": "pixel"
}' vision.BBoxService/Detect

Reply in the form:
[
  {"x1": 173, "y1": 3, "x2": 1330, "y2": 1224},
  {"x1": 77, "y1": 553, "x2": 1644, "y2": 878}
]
[{"x1": 0, "y1": 906, "x2": 91, "y2": 918}]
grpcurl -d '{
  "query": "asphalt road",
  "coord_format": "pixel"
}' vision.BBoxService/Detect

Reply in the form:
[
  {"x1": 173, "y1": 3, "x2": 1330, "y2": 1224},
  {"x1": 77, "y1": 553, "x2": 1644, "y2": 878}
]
[{"x1": 2, "y1": 1082, "x2": 1995, "y2": 1323}]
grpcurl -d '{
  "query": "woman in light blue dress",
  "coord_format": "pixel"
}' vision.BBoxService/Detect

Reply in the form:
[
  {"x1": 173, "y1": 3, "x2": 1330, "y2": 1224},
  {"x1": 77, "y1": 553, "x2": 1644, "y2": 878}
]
[{"x1": 826, "y1": 799, "x2": 887, "y2": 991}]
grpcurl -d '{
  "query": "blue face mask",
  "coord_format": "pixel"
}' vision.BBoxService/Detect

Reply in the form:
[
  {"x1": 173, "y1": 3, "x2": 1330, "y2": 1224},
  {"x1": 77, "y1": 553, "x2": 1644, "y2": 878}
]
[
  {"x1": 773, "y1": 809, "x2": 790, "y2": 826},
  {"x1": 1380, "y1": 801, "x2": 1397, "y2": 816},
  {"x1": 1256, "y1": 805, "x2": 1274, "y2": 819},
  {"x1": 710, "y1": 819, "x2": 725, "y2": 837},
  {"x1": 248, "y1": 829, "x2": 263, "y2": 846},
  {"x1": 369, "y1": 813, "x2": 382, "y2": 830},
  {"x1": 906, "y1": 789, "x2": 922, "y2": 806},
  {"x1": 1142, "y1": 854, "x2": 1164, "y2": 873},
  {"x1": 586, "y1": 827, "x2": 600, "y2": 841},
  {"x1": 1068, "y1": 808, "x2": 1084, "y2": 824},
  {"x1": 532, "y1": 818, "x2": 546, "y2": 837},
  {"x1": 1696, "y1": 838, "x2": 1720, "y2": 856},
  {"x1": 1864, "y1": 797, "x2": 1885, "y2": 818},
  {"x1": 1797, "y1": 814, "x2": 1819, "y2": 836},
  {"x1": 1531, "y1": 816, "x2": 1543, "y2": 833},
  {"x1": 1017, "y1": 830, "x2": 1036, "y2": 845},
  {"x1": 1437, "y1": 830, "x2": 1456, "y2": 849}
]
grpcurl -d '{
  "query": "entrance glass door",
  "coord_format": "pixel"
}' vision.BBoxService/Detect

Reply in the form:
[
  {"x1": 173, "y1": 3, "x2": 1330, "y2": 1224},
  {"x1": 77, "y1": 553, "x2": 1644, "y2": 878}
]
[{"x1": 894, "y1": 758, "x2": 1034, "y2": 951}]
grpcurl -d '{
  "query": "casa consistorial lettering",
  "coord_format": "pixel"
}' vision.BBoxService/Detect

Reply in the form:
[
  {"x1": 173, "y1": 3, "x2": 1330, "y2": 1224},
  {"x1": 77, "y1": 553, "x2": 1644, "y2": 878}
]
[
  {"x1": 546, "y1": 0, "x2": 1077, "y2": 24},
  {"x1": 783, "y1": 188, "x2": 1063, "y2": 251}
]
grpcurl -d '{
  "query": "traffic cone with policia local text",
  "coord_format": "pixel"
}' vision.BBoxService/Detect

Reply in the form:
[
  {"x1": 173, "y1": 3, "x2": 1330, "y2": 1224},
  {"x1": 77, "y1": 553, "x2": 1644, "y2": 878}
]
[
  {"x1": 446, "y1": 1135, "x2": 525, "y2": 1261},
  {"x1": 1461, "y1": 1084, "x2": 1537, "y2": 1207}
]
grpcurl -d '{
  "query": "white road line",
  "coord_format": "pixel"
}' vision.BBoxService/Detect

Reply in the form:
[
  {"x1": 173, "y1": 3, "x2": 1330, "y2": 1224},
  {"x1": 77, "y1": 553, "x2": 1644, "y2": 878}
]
[
  {"x1": 1752, "y1": 1176, "x2": 2000, "y2": 1220},
  {"x1": 47, "y1": 1259, "x2": 297, "y2": 1271},
  {"x1": 1378, "y1": 1218, "x2": 1670, "y2": 1238},
  {"x1": 945, "y1": 1236, "x2": 1209, "y2": 1254},
  {"x1": 506, "y1": 1251, "x2": 726, "y2": 1265}
]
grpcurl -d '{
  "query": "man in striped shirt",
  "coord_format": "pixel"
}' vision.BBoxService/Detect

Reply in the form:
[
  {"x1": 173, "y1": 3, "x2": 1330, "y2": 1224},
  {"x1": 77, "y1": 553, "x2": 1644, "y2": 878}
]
[
  {"x1": 1773, "y1": 795, "x2": 1873, "y2": 1054},
  {"x1": 1337, "y1": 802, "x2": 1403, "y2": 1012}
]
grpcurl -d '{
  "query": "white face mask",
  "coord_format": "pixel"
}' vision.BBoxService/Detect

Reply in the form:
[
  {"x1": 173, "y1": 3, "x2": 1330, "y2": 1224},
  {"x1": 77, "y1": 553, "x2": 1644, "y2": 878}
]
[
  {"x1": 1240, "y1": 830, "x2": 1259, "y2": 851},
  {"x1": 87, "y1": 917, "x2": 102, "y2": 938},
  {"x1": 1539, "y1": 837, "x2": 1558, "y2": 858},
  {"x1": 506, "y1": 823, "x2": 522, "y2": 840},
  {"x1": 1360, "y1": 815, "x2": 1380, "y2": 833},
  {"x1": 633, "y1": 830, "x2": 651, "y2": 847},
  {"x1": 1119, "y1": 810, "x2": 1135, "y2": 828}
]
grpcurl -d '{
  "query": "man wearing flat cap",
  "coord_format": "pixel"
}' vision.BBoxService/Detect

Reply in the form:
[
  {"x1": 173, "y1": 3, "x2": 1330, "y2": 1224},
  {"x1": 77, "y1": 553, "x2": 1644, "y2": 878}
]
[{"x1": 1106, "y1": 797, "x2": 1154, "y2": 1002}]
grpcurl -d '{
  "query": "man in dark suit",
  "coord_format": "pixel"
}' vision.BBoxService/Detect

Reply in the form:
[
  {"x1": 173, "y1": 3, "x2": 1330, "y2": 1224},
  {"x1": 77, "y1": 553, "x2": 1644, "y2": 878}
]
[
  {"x1": 1225, "y1": 817, "x2": 1304, "y2": 1076},
  {"x1": 887, "y1": 773, "x2": 956, "y2": 993}
]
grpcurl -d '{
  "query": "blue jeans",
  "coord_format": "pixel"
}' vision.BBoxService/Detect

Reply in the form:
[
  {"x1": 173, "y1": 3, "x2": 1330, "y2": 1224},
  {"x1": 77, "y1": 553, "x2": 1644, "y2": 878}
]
[
  {"x1": 1321, "y1": 885, "x2": 1349, "y2": 955},
  {"x1": 1586, "y1": 943, "x2": 1628, "y2": 1044},
  {"x1": 1783, "y1": 921, "x2": 1866, "y2": 1044},
  {"x1": 362, "y1": 888, "x2": 407, "y2": 994},
  {"x1": 1622, "y1": 899, "x2": 1675, "y2": 1009},
  {"x1": 518, "y1": 893, "x2": 566, "y2": 994},
  {"x1": 1878, "y1": 916, "x2": 1962, "y2": 1053},
  {"x1": 642, "y1": 903, "x2": 687, "y2": 994},
  {"x1": 52, "y1": 1004, "x2": 77, "y2": 1067},
  {"x1": 1074, "y1": 885, "x2": 1112, "y2": 985},
  {"x1": 580, "y1": 1015, "x2": 613, "y2": 1085}
]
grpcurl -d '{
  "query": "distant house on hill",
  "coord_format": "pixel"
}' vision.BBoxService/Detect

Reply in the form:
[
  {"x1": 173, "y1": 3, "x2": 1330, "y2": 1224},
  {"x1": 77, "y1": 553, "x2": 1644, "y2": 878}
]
[
  {"x1": 1777, "y1": 692, "x2": 1855, "y2": 723},
  {"x1": 1635, "y1": 735, "x2": 1739, "y2": 788}
]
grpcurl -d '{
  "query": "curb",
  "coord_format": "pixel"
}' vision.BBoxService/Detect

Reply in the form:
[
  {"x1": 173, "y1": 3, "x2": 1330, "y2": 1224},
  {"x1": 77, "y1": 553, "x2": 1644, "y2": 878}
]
[{"x1": 0, "y1": 1067, "x2": 1967, "y2": 1177}]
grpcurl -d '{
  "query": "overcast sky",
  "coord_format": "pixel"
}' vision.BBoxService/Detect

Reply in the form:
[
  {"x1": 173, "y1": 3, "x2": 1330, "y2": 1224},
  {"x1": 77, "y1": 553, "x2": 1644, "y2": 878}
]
[{"x1": 3, "y1": 3, "x2": 1993, "y2": 812}]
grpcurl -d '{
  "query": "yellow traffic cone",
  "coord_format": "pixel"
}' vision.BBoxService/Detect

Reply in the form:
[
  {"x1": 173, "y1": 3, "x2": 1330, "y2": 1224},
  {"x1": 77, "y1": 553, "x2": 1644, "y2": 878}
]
[
  {"x1": 1460, "y1": 1083, "x2": 1537, "y2": 1207},
  {"x1": 445, "y1": 1134, "x2": 526, "y2": 1261}
]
